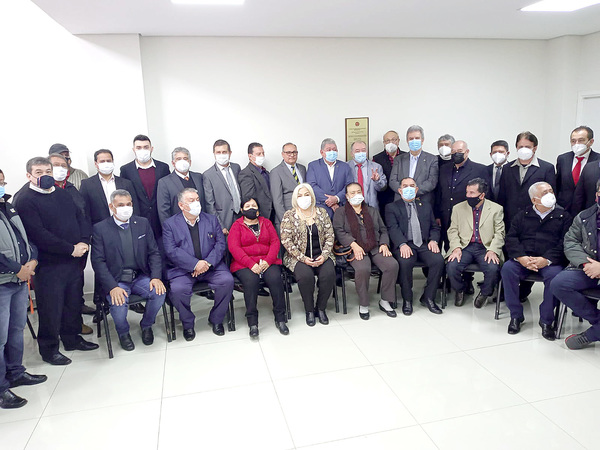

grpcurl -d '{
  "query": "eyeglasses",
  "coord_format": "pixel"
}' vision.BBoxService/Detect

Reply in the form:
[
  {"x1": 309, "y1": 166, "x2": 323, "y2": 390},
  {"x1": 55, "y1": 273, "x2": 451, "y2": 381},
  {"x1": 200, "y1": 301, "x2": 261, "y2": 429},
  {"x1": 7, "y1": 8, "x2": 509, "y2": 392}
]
[
  {"x1": 0, "y1": 182, "x2": 6, "y2": 187},
  {"x1": 383, "y1": 139, "x2": 399, "y2": 144},
  {"x1": 283, "y1": 151, "x2": 298, "y2": 155}
]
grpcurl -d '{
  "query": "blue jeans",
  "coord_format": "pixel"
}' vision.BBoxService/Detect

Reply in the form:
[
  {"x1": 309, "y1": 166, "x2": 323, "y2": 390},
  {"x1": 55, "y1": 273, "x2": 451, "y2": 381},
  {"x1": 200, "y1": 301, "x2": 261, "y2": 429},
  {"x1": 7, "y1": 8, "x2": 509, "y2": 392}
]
[
  {"x1": 0, "y1": 282, "x2": 28, "y2": 393},
  {"x1": 106, "y1": 275, "x2": 165, "y2": 336}
]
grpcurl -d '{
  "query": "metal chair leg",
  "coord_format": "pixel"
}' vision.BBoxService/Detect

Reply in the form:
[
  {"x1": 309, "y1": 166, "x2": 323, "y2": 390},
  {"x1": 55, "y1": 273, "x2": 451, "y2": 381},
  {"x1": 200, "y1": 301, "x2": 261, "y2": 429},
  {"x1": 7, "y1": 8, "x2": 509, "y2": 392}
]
[
  {"x1": 161, "y1": 304, "x2": 172, "y2": 343},
  {"x1": 228, "y1": 295, "x2": 236, "y2": 331},
  {"x1": 333, "y1": 272, "x2": 339, "y2": 313},
  {"x1": 555, "y1": 302, "x2": 567, "y2": 339},
  {"x1": 101, "y1": 305, "x2": 113, "y2": 359},
  {"x1": 341, "y1": 268, "x2": 348, "y2": 314},
  {"x1": 495, "y1": 280, "x2": 503, "y2": 320},
  {"x1": 377, "y1": 274, "x2": 382, "y2": 294},
  {"x1": 27, "y1": 316, "x2": 37, "y2": 339},
  {"x1": 169, "y1": 302, "x2": 176, "y2": 340}
]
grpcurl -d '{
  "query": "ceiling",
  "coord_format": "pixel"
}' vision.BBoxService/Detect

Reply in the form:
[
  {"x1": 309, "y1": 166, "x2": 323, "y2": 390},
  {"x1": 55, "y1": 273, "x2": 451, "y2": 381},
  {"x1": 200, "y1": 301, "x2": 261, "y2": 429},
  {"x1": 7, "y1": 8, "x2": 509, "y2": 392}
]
[{"x1": 31, "y1": 0, "x2": 600, "y2": 40}]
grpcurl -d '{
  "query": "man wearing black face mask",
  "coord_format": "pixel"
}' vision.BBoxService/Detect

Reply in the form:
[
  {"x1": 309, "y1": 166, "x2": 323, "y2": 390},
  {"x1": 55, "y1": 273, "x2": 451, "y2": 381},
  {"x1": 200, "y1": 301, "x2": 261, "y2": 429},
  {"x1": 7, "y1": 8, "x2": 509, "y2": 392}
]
[
  {"x1": 446, "y1": 178, "x2": 505, "y2": 308},
  {"x1": 14, "y1": 157, "x2": 97, "y2": 365}
]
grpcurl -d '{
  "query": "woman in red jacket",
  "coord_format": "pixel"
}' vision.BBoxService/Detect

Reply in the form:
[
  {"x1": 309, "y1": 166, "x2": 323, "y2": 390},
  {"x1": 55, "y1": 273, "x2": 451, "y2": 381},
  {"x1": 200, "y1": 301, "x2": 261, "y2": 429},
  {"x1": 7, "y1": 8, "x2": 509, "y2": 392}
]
[{"x1": 228, "y1": 197, "x2": 288, "y2": 338}]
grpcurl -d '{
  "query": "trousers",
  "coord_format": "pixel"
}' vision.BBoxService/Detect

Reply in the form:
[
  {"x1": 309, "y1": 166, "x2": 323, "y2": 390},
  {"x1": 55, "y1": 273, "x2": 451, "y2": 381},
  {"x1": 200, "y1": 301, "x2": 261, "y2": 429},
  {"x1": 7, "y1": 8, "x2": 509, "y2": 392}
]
[
  {"x1": 446, "y1": 242, "x2": 500, "y2": 296},
  {"x1": 349, "y1": 251, "x2": 398, "y2": 307},
  {"x1": 235, "y1": 265, "x2": 286, "y2": 326},
  {"x1": 0, "y1": 282, "x2": 28, "y2": 393},
  {"x1": 293, "y1": 258, "x2": 335, "y2": 312}
]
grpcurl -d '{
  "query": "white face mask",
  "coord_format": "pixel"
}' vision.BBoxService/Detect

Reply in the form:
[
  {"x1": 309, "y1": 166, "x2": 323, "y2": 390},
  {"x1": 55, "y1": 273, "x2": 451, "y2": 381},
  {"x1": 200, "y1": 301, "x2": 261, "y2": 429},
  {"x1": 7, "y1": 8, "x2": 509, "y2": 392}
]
[
  {"x1": 385, "y1": 143, "x2": 398, "y2": 154},
  {"x1": 572, "y1": 143, "x2": 588, "y2": 156},
  {"x1": 188, "y1": 200, "x2": 201, "y2": 216},
  {"x1": 135, "y1": 149, "x2": 152, "y2": 164},
  {"x1": 254, "y1": 156, "x2": 265, "y2": 167},
  {"x1": 53, "y1": 166, "x2": 68, "y2": 182},
  {"x1": 116, "y1": 206, "x2": 133, "y2": 221},
  {"x1": 175, "y1": 159, "x2": 190, "y2": 174},
  {"x1": 491, "y1": 153, "x2": 507, "y2": 165},
  {"x1": 438, "y1": 146, "x2": 452, "y2": 160},
  {"x1": 348, "y1": 194, "x2": 364, "y2": 206},
  {"x1": 540, "y1": 193, "x2": 556, "y2": 209},
  {"x1": 215, "y1": 154, "x2": 230, "y2": 166},
  {"x1": 297, "y1": 196, "x2": 312, "y2": 210},
  {"x1": 98, "y1": 162, "x2": 114, "y2": 175},
  {"x1": 517, "y1": 147, "x2": 534, "y2": 161}
]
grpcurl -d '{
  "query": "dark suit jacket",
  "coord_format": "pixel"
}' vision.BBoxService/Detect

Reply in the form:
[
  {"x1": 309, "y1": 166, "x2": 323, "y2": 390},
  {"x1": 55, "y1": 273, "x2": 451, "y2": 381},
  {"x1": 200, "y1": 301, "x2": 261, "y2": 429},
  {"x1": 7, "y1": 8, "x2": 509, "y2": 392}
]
[
  {"x1": 269, "y1": 160, "x2": 307, "y2": 226},
  {"x1": 79, "y1": 174, "x2": 139, "y2": 225},
  {"x1": 573, "y1": 158, "x2": 600, "y2": 215},
  {"x1": 556, "y1": 150, "x2": 599, "y2": 214},
  {"x1": 119, "y1": 159, "x2": 170, "y2": 238},
  {"x1": 497, "y1": 158, "x2": 556, "y2": 229},
  {"x1": 162, "y1": 212, "x2": 227, "y2": 280},
  {"x1": 373, "y1": 150, "x2": 404, "y2": 220},
  {"x1": 91, "y1": 215, "x2": 162, "y2": 292},
  {"x1": 203, "y1": 162, "x2": 242, "y2": 231},
  {"x1": 385, "y1": 198, "x2": 440, "y2": 249},
  {"x1": 238, "y1": 163, "x2": 274, "y2": 221},
  {"x1": 156, "y1": 170, "x2": 205, "y2": 225},
  {"x1": 435, "y1": 158, "x2": 490, "y2": 228},
  {"x1": 389, "y1": 150, "x2": 439, "y2": 204},
  {"x1": 306, "y1": 158, "x2": 354, "y2": 218}
]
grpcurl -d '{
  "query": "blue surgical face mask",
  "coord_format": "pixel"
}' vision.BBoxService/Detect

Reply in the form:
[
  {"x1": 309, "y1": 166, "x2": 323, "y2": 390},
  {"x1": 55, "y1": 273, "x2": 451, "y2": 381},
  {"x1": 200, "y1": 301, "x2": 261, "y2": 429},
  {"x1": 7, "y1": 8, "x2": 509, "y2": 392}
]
[
  {"x1": 408, "y1": 139, "x2": 422, "y2": 152},
  {"x1": 354, "y1": 152, "x2": 367, "y2": 164},
  {"x1": 325, "y1": 151, "x2": 338, "y2": 163},
  {"x1": 0, "y1": 186, "x2": 5, "y2": 198},
  {"x1": 402, "y1": 187, "x2": 416, "y2": 200}
]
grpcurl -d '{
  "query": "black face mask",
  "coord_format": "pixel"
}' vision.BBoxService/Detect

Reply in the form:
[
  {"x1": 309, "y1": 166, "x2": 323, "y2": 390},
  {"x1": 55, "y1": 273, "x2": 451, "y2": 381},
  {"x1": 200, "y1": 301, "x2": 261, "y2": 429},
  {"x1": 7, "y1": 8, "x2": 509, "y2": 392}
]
[
  {"x1": 467, "y1": 196, "x2": 481, "y2": 208},
  {"x1": 37, "y1": 175, "x2": 55, "y2": 190},
  {"x1": 452, "y1": 153, "x2": 465, "y2": 165},
  {"x1": 242, "y1": 208, "x2": 259, "y2": 220}
]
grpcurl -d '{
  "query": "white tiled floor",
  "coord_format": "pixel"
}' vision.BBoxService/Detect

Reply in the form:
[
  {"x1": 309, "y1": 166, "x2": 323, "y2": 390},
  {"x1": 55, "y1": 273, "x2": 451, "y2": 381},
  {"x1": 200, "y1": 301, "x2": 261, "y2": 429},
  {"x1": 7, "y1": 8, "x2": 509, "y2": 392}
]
[{"x1": 3, "y1": 275, "x2": 600, "y2": 449}]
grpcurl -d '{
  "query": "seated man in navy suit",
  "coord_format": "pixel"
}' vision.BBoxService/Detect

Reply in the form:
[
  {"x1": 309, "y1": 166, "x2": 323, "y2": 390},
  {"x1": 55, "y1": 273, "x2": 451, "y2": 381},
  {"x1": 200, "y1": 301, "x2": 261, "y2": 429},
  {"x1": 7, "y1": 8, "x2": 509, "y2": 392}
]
[
  {"x1": 162, "y1": 188, "x2": 234, "y2": 341},
  {"x1": 91, "y1": 189, "x2": 166, "y2": 351}
]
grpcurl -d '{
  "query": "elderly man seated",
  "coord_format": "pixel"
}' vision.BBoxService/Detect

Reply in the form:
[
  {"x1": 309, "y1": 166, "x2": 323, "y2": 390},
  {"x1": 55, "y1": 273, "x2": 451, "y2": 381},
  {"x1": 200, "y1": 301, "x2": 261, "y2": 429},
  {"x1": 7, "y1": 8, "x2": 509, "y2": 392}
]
[{"x1": 501, "y1": 182, "x2": 571, "y2": 339}]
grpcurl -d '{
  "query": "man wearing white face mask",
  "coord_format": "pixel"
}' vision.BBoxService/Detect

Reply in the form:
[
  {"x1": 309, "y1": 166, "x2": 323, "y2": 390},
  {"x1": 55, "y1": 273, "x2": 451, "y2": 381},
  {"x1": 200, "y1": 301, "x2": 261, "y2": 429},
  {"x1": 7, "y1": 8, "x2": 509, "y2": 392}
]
[
  {"x1": 558, "y1": 126, "x2": 598, "y2": 215},
  {"x1": 48, "y1": 143, "x2": 88, "y2": 190},
  {"x1": 91, "y1": 189, "x2": 166, "y2": 351},
  {"x1": 497, "y1": 131, "x2": 556, "y2": 232},
  {"x1": 347, "y1": 140, "x2": 386, "y2": 209},
  {"x1": 120, "y1": 135, "x2": 170, "y2": 241},
  {"x1": 157, "y1": 147, "x2": 205, "y2": 225},
  {"x1": 501, "y1": 182, "x2": 571, "y2": 339},
  {"x1": 162, "y1": 188, "x2": 234, "y2": 341},
  {"x1": 436, "y1": 134, "x2": 455, "y2": 170},
  {"x1": 374, "y1": 130, "x2": 405, "y2": 221},
  {"x1": 486, "y1": 140, "x2": 510, "y2": 202}
]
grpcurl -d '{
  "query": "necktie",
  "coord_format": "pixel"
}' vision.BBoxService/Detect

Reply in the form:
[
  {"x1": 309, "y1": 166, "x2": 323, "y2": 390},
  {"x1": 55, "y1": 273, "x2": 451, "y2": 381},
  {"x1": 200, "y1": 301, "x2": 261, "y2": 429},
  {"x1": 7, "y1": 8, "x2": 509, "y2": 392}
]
[
  {"x1": 184, "y1": 176, "x2": 189, "y2": 181},
  {"x1": 291, "y1": 165, "x2": 299, "y2": 184},
  {"x1": 261, "y1": 168, "x2": 270, "y2": 187},
  {"x1": 493, "y1": 166, "x2": 502, "y2": 197},
  {"x1": 410, "y1": 203, "x2": 423, "y2": 247},
  {"x1": 225, "y1": 168, "x2": 241, "y2": 213},
  {"x1": 573, "y1": 156, "x2": 584, "y2": 185},
  {"x1": 120, "y1": 223, "x2": 129, "y2": 230},
  {"x1": 357, "y1": 164, "x2": 364, "y2": 191}
]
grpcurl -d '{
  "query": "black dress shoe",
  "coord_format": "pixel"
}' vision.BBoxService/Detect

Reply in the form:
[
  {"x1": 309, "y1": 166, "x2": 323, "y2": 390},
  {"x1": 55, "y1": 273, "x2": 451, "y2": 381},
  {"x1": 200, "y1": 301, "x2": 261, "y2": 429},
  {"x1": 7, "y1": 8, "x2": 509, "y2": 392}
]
[
  {"x1": 306, "y1": 311, "x2": 316, "y2": 327},
  {"x1": 420, "y1": 298, "x2": 442, "y2": 314},
  {"x1": 507, "y1": 317, "x2": 524, "y2": 335},
  {"x1": 474, "y1": 292, "x2": 489, "y2": 309},
  {"x1": 257, "y1": 287, "x2": 270, "y2": 297},
  {"x1": 64, "y1": 339, "x2": 100, "y2": 351},
  {"x1": 454, "y1": 291, "x2": 465, "y2": 307},
  {"x1": 539, "y1": 322, "x2": 556, "y2": 341},
  {"x1": 129, "y1": 303, "x2": 146, "y2": 314},
  {"x1": 9, "y1": 372, "x2": 48, "y2": 388},
  {"x1": 42, "y1": 352, "x2": 72, "y2": 366},
  {"x1": 316, "y1": 309, "x2": 329, "y2": 325},
  {"x1": 249, "y1": 325, "x2": 259, "y2": 338},
  {"x1": 210, "y1": 321, "x2": 225, "y2": 336},
  {"x1": 119, "y1": 333, "x2": 135, "y2": 351},
  {"x1": 183, "y1": 328, "x2": 196, "y2": 341},
  {"x1": 465, "y1": 281, "x2": 475, "y2": 295},
  {"x1": 81, "y1": 304, "x2": 96, "y2": 315},
  {"x1": 520, "y1": 296, "x2": 529, "y2": 303},
  {"x1": 0, "y1": 390, "x2": 27, "y2": 409},
  {"x1": 379, "y1": 304, "x2": 397, "y2": 318},
  {"x1": 359, "y1": 310, "x2": 370, "y2": 320},
  {"x1": 275, "y1": 321, "x2": 289, "y2": 335},
  {"x1": 402, "y1": 300, "x2": 413, "y2": 316},
  {"x1": 141, "y1": 327, "x2": 154, "y2": 346}
]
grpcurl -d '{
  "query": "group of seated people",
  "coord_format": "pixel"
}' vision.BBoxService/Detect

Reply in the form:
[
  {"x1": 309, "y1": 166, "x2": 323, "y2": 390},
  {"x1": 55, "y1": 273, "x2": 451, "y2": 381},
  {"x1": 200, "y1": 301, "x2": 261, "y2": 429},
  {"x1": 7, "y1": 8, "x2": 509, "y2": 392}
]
[{"x1": 2, "y1": 125, "x2": 600, "y2": 410}]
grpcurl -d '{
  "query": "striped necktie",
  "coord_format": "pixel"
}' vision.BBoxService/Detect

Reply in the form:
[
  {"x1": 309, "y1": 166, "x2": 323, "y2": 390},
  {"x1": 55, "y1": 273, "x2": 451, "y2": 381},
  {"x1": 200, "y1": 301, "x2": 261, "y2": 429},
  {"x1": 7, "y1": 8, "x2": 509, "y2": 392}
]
[{"x1": 291, "y1": 165, "x2": 299, "y2": 184}]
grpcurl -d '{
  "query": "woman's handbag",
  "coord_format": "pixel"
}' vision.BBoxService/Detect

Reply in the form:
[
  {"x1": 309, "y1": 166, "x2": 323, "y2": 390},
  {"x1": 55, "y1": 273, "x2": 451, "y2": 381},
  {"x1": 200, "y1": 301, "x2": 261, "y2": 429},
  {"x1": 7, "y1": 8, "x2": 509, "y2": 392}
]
[{"x1": 333, "y1": 242, "x2": 354, "y2": 267}]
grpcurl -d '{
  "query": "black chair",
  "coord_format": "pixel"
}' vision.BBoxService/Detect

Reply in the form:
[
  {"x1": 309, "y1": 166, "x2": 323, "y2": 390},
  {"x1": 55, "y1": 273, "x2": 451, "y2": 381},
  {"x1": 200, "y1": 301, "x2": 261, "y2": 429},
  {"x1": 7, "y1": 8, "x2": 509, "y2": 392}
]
[
  {"x1": 555, "y1": 288, "x2": 600, "y2": 339},
  {"x1": 494, "y1": 272, "x2": 545, "y2": 320},
  {"x1": 335, "y1": 262, "x2": 385, "y2": 314},
  {"x1": 26, "y1": 316, "x2": 36, "y2": 340},
  {"x1": 401, "y1": 261, "x2": 447, "y2": 309},
  {"x1": 97, "y1": 294, "x2": 171, "y2": 359},
  {"x1": 447, "y1": 263, "x2": 501, "y2": 310},
  {"x1": 280, "y1": 267, "x2": 295, "y2": 320}
]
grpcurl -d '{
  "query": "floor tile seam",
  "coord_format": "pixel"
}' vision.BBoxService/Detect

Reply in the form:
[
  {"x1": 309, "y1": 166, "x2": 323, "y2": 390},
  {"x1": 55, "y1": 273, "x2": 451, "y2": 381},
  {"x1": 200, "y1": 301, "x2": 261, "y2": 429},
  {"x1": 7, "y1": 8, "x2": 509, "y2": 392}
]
[
  {"x1": 268, "y1": 362, "x2": 375, "y2": 384},
  {"x1": 527, "y1": 401, "x2": 590, "y2": 449},
  {"x1": 417, "y1": 402, "x2": 533, "y2": 427},
  {"x1": 529, "y1": 387, "x2": 600, "y2": 405},
  {"x1": 460, "y1": 334, "x2": 543, "y2": 353},
  {"x1": 156, "y1": 347, "x2": 168, "y2": 450},
  {"x1": 161, "y1": 378, "x2": 273, "y2": 400},
  {"x1": 40, "y1": 394, "x2": 165, "y2": 420},
  {"x1": 370, "y1": 361, "x2": 421, "y2": 426}
]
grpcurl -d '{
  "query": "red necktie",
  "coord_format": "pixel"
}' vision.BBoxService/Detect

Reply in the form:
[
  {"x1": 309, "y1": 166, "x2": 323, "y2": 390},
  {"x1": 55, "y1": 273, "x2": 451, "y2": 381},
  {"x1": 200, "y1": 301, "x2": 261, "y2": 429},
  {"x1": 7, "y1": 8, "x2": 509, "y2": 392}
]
[
  {"x1": 357, "y1": 164, "x2": 364, "y2": 191},
  {"x1": 573, "y1": 156, "x2": 584, "y2": 185}
]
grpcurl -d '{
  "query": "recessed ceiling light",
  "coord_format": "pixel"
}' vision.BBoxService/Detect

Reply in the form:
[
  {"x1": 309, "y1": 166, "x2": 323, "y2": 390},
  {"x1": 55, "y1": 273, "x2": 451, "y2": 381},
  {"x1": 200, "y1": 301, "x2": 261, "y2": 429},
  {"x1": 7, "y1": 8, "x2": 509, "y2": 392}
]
[
  {"x1": 521, "y1": 0, "x2": 600, "y2": 12},
  {"x1": 171, "y1": 0, "x2": 244, "y2": 5}
]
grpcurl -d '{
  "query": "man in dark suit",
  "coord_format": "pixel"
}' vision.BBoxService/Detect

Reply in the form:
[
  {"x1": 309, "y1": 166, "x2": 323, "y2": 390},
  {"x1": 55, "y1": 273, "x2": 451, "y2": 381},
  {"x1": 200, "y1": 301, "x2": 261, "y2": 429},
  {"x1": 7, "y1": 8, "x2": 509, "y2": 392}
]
[
  {"x1": 386, "y1": 177, "x2": 445, "y2": 316},
  {"x1": 91, "y1": 189, "x2": 166, "y2": 351},
  {"x1": 157, "y1": 147, "x2": 205, "y2": 225},
  {"x1": 270, "y1": 142, "x2": 307, "y2": 228},
  {"x1": 306, "y1": 138, "x2": 354, "y2": 218},
  {"x1": 203, "y1": 139, "x2": 242, "y2": 236},
  {"x1": 497, "y1": 131, "x2": 556, "y2": 231},
  {"x1": 119, "y1": 134, "x2": 170, "y2": 240},
  {"x1": 162, "y1": 188, "x2": 234, "y2": 341},
  {"x1": 239, "y1": 142, "x2": 274, "y2": 223},
  {"x1": 436, "y1": 134, "x2": 454, "y2": 171},
  {"x1": 486, "y1": 140, "x2": 510, "y2": 202},
  {"x1": 559, "y1": 126, "x2": 597, "y2": 215},
  {"x1": 389, "y1": 125, "x2": 438, "y2": 205},
  {"x1": 373, "y1": 130, "x2": 405, "y2": 221}
]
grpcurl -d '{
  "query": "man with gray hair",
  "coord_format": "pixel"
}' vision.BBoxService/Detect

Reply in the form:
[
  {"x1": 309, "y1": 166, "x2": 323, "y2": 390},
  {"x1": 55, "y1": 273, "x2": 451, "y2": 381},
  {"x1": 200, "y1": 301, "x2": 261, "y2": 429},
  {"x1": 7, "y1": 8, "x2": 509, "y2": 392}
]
[
  {"x1": 270, "y1": 142, "x2": 307, "y2": 228},
  {"x1": 157, "y1": 147, "x2": 205, "y2": 225},
  {"x1": 501, "y1": 181, "x2": 571, "y2": 338},
  {"x1": 436, "y1": 134, "x2": 455, "y2": 169},
  {"x1": 306, "y1": 138, "x2": 354, "y2": 218},
  {"x1": 347, "y1": 140, "x2": 386, "y2": 208}
]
